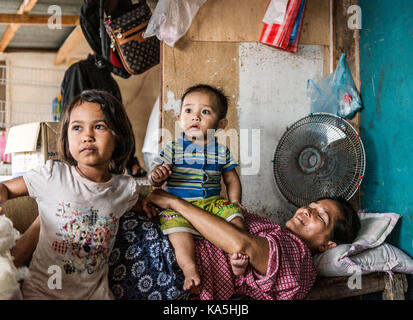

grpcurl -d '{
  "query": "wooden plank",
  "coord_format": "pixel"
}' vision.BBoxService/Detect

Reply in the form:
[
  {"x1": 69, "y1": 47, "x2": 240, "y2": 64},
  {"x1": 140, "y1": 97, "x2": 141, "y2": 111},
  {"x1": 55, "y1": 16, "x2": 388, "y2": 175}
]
[
  {"x1": 54, "y1": 25, "x2": 83, "y2": 65},
  {"x1": 301, "y1": 0, "x2": 331, "y2": 46},
  {"x1": 0, "y1": 14, "x2": 79, "y2": 26},
  {"x1": 305, "y1": 273, "x2": 386, "y2": 300},
  {"x1": 161, "y1": 40, "x2": 240, "y2": 151},
  {"x1": 16, "y1": 0, "x2": 38, "y2": 15},
  {"x1": 332, "y1": 0, "x2": 361, "y2": 210},
  {"x1": 183, "y1": 0, "x2": 330, "y2": 46},
  {"x1": 0, "y1": 24, "x2": 19, "y2": 52},
  {"x1": 382, "y1": 273, "x2": 408, "y2": 300},
  {"x1": 0, "y1": 0, "x2": 39, "y2": 52}
]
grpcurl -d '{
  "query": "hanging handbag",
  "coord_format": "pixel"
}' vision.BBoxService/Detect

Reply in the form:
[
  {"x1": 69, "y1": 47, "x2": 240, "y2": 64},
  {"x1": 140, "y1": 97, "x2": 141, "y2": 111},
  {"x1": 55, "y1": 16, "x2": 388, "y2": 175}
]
[
  {"x1": 104, "y1": 0, "x2": 160, "y2": 75},
  {"x1": 80, "y1": 0, "x2": 131, "y2": 79}
]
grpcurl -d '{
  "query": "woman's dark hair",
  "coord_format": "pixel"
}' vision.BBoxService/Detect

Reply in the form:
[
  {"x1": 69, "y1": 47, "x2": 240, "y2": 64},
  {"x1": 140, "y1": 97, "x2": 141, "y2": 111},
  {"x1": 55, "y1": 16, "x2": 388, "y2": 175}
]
[
  {"x1": 58, "y1": 89, "x2": 135, "y2": 174},
  {"x1": 320, "y1": 197, "x2": 361, "y2": 245},
  {"x1": 180, "y1": 84, "x2": 229, "y2": 119}
]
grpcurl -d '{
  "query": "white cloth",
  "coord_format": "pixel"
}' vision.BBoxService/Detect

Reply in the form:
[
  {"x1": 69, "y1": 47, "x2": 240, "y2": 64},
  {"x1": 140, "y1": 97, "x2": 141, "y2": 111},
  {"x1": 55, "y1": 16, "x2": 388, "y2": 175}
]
[
  {"x1": 21, "y1": 160, "x2": 139, "y2": 300},
  {"x1": 142, "y1": 97, "x2": 160, "y2": 155}
]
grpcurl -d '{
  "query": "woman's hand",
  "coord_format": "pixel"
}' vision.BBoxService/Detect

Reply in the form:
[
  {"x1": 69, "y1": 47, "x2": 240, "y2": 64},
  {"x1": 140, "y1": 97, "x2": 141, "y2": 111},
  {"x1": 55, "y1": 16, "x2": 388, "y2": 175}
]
[{"x1": 142, "y1": 189, "x2": 178, "y2": 219}]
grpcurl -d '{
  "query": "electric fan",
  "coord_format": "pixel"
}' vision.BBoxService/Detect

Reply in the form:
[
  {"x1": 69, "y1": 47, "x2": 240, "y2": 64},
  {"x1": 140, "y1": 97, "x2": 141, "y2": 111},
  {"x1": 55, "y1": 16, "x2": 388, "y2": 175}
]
[{"x1": 273, "y1": 113, "x2": 365, "y2": 207}]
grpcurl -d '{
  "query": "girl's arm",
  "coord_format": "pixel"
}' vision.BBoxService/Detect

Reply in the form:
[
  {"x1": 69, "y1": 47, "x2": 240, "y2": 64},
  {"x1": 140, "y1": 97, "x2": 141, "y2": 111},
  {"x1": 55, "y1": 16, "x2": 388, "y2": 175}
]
[
  {"x1": 222, "y1": 168, "x2": 242, "y2": 205},
  {"x1": 0, "y1": 177, "x2": 29, "y2": 215},
  {"x1": 143, "y1": 189, "x2": 269, "y2": 274}
]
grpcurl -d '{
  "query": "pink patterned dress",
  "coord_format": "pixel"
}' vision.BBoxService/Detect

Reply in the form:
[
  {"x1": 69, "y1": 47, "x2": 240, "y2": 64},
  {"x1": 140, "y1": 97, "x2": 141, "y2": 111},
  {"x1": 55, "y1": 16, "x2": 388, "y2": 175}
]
[{"x1": 193, "y1": 213, "x2": 317, "y2": 300}]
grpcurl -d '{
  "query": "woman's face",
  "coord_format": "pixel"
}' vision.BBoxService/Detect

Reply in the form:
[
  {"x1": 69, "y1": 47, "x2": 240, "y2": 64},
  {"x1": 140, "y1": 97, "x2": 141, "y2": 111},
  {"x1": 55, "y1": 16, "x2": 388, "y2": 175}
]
[{"x1": 285, "y1": 199, "x2": 343, "y2": 252}]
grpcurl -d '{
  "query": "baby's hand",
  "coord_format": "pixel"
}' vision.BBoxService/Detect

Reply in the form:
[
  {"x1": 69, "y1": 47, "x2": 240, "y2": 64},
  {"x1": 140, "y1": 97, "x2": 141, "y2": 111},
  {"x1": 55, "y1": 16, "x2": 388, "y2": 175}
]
[
  {"x1": 232, "y1": 201, "x2": 247, "y2": 215},
  {"x1": 150, "y1": 164, "x2": 172, "y2": 186}
]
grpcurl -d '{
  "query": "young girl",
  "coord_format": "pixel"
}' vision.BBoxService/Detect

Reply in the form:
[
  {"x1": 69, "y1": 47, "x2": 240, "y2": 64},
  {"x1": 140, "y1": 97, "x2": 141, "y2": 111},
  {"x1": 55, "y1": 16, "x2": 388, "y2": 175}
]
[{"x1": 0, "y1": 90, "x2": 146, "y2": 299}]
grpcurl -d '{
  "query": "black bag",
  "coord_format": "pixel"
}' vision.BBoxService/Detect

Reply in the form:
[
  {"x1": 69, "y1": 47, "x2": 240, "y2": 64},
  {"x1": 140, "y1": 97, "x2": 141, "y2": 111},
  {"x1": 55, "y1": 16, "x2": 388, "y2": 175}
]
[
  {"x1": 80, "y1": 0, "x2": 159, "y2": 78},
  {"x1": 60, "y1": 54, "x2": 123, "y2": 110},
  {"x1": 79, "y1": 0, "x2": 130, "y2": 79},
  {"x1": 104, "y1": 0, "x2": 160, "y2": 75}
]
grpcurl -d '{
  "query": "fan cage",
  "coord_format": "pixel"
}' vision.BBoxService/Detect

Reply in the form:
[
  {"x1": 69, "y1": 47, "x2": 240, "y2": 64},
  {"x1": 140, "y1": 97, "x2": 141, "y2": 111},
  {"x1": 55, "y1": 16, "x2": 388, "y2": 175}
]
[{"x1": 273, "y1": 113, "x2": 366, "y2": 207}]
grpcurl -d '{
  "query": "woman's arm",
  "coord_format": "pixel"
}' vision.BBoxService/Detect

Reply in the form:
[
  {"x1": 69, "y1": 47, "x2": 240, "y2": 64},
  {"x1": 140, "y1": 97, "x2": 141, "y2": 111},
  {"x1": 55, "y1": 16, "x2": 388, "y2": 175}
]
[
  {"x1": 11, "y1": 216, "x2": 40, "y2": 267},
  {"x1": 143, "y1": 189, "x2": 269, "y2": 274}
]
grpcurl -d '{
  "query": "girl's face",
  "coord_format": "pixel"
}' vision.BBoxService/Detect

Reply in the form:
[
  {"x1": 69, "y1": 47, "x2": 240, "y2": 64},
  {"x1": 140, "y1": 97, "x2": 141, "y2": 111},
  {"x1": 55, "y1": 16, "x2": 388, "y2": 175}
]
[{"x1": 67, "y1": 102, "x2": 115, "y2": 171}]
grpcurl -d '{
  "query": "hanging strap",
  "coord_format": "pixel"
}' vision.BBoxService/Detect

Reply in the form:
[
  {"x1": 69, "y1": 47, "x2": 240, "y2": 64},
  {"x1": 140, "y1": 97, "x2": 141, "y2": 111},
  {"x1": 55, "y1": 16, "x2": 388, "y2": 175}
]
[{"x1": 99, "y1": 0, "x2": 107, "y2": 65}]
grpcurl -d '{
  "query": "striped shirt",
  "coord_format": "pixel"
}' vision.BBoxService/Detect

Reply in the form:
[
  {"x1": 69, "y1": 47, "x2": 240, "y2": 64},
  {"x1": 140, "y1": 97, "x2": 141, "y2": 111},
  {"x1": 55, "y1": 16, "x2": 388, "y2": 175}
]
[{"x1": 154, "y1": 135, "x2": 238, "y2": 200}]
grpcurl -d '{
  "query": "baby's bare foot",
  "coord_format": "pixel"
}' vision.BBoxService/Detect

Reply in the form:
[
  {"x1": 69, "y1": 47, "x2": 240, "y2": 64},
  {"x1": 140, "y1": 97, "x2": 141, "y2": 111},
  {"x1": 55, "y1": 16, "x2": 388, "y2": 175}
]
[
  {"x1": 230, "y1": 253, "x2": 249, "y2": 276},
  {"x1": 182, "y1": 265, "x2": 201, "y2": 290}
]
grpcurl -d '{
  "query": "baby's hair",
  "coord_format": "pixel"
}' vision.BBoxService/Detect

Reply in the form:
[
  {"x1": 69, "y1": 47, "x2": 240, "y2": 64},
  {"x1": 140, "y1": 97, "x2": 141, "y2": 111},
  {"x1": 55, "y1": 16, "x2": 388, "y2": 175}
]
[
  {"x1": 181, "y1": 84, "x2": 229, "y2": 119},
  {"x1": 58, "y1": 89, "x2": 135, "y2": 174},
  {"x1": 318, "y1": 197, "x2": 361, "y2": 245}
]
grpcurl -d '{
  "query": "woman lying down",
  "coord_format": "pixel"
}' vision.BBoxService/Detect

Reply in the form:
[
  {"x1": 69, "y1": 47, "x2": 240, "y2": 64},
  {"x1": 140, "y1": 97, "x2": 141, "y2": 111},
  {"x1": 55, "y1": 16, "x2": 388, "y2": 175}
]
[{"x1": 12, "y1": 189, "x2": 360, "y2": 300}]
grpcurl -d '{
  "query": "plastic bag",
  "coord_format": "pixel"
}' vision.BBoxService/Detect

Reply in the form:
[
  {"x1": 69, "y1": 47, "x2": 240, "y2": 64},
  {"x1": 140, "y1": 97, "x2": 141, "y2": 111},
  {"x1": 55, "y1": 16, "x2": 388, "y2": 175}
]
[
  {"x1": 259, "y1": 0, "x2": 306, "y2": 53},
  {"x1": 143, "y1": 0, "x2": 207, "y2": 47},
  {"x1": 262, "y1": 0, "x2": 289, "y2": 25},
  {"x1": 307, "y1": 53, "x2": 362, "y2": 118}
]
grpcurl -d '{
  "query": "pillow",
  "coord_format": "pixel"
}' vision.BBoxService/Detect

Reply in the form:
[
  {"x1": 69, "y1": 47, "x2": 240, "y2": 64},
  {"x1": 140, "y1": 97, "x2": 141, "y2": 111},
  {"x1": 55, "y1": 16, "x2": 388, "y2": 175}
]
[
  {"x1": 346, "y1": 212, "x2": 401, "y2": 257},
  {"x1": 313, "y1": 212, "x2": 413, "y2": 277}
]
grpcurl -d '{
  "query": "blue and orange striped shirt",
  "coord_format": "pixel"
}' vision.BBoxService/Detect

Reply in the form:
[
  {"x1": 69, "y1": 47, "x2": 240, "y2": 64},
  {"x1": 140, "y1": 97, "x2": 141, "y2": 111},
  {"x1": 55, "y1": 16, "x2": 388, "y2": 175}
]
[{"x1": 154, "y1": 135, "x2": 238, "y2": 200}]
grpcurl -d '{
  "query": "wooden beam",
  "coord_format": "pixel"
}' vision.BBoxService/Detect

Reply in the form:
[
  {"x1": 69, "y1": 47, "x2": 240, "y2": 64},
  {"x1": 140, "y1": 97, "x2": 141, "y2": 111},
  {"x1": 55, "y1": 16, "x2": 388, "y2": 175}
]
[
  {"x1": 0, "y1": 24, "x2": 20, "y2": 52},
  {"x1": 17, "y1": 0, "x2": 39, "y2": 14},
  {"x1": 54, "y1": 24, "x2": 83, "y2": 65},
  {"x1": 0, "y1": 14, "x2": 79, "y2": 26},
  {"x1": 0, "y1": 0, "x2": 39, "y2": 52}
]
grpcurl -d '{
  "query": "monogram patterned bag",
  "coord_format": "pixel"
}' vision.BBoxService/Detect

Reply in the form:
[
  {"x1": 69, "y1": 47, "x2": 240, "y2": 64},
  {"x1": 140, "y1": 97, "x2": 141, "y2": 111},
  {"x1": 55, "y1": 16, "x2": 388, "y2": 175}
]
[{"x1": 104, "y1": 0, "x2": 160, "y2": 75}]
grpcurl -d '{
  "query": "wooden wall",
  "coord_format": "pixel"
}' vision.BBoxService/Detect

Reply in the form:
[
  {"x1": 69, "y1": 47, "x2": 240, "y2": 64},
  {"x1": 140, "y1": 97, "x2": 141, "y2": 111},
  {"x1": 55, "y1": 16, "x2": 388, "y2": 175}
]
[
  {"x1": 160, "y1": 0, "x2": 362, "y2": 218},
  {"x1": 161, "y1": 0, "x2": 327, "y2": 219},
  {"x1": 161, "y1": 0, "x2": 332, "y2": 140}
]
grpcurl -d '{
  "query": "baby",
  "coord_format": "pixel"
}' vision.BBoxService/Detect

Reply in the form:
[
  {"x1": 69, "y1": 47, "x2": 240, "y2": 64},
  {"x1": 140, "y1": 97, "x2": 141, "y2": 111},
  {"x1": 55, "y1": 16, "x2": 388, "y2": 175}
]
[{"x1": 149, "y1": 84, "x2": 248, "y2": 290}]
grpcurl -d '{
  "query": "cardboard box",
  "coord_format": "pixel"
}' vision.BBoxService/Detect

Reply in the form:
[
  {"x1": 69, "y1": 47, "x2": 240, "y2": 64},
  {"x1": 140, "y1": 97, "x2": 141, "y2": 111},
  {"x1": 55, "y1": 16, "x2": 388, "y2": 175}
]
[{"x1": 5, "y1": 122, "x2": 59, "y2": 178}]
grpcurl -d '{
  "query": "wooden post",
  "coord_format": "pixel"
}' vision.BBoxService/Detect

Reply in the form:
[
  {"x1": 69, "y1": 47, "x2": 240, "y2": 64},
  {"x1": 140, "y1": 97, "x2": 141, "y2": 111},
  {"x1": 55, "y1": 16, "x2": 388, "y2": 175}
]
[{"x1": 382, "y1": 273, "x2": 408, "y2": 300}]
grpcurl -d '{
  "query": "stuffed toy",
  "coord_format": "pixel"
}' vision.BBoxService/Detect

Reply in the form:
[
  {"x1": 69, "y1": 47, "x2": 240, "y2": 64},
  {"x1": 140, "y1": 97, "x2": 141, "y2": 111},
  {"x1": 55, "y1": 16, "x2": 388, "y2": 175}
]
[{"x1": 0, "y1": 215, "x2": 30, "y2": 300}]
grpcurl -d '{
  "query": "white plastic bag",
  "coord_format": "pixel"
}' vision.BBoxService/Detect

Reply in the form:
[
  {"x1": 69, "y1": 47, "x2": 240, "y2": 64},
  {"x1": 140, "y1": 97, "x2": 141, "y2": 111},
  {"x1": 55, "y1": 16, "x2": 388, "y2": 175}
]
[
  {"x1": 262, "y1": 0, "x2": 289, "y2": 24},
  {"x1": 143, "y1": 0, "x2": 207, "y2": 47}
]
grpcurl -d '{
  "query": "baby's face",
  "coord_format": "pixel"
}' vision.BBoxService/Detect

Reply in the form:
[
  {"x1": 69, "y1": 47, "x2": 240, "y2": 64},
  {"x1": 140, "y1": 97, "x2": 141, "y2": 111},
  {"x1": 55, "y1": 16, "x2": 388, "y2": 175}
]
[{"x1": 178, "y1": 91, "x2": 224, "y2": 143}]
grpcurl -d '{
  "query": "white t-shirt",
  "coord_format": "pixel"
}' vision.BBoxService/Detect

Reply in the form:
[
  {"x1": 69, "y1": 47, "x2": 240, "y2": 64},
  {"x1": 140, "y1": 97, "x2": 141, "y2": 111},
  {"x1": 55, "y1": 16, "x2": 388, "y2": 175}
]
[{"x1": 21, "y1": 160, "x2": 139, "y2": 300}]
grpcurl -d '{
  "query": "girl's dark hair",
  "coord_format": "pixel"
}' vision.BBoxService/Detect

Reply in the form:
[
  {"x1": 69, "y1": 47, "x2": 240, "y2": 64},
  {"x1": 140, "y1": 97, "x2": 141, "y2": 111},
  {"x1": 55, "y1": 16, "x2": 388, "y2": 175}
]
[
  {"x1": 58, "y1": 89, "x2": 135, "y2": 174},
  {"x1": 180, "y1": 84, "x2": 229, "y2": 119},
  {"x1": 319, "y1": 197, "x2": 361, "y2": 245}
]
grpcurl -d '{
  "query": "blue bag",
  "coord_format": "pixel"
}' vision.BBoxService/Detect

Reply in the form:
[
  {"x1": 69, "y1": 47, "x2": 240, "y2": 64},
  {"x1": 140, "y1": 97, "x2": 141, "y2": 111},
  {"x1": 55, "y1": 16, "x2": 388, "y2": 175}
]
[{"x1": 307, "y1": 53, "x2": 362, "y2": 118}]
